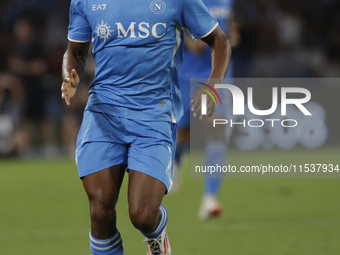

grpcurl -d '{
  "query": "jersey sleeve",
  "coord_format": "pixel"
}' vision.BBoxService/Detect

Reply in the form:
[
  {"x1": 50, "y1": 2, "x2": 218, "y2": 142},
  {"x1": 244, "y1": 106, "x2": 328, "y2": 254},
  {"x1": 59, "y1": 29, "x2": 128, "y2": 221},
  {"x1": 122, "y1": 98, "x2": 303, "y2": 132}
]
[
  {"x1": 179, "y1": 0, "x2": 218, "y2": 39},
  {"x1": 67, "y1": 0, "x2": 92, "y2": 42}
]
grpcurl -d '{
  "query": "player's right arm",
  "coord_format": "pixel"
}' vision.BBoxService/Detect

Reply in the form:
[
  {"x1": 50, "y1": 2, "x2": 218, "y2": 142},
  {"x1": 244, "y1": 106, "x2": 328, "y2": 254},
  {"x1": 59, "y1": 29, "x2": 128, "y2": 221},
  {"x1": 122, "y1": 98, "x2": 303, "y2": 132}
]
[
  {"x1": 61, "y1": 41, "x2": 89, "y2": 106},
  {"x1": 62, "y1": 0, "x2": 91, "y2": 105}
]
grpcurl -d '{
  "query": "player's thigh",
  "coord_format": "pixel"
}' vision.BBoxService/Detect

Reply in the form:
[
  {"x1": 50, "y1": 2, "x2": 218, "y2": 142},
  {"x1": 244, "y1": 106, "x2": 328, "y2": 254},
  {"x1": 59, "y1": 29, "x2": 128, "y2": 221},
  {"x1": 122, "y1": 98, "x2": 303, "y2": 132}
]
[
  {"x1": 203, "y1": 113, "x2": 226, "y2": 141},
  {"x1": 177, "y1": 126, "x2": 190, "y2": 145},
  {"x1": 127, "y1": 169, "x2": 166, "y2": 212},
  {"x1": 82, "y1": 164, "x2": 126, "y2": 207}
]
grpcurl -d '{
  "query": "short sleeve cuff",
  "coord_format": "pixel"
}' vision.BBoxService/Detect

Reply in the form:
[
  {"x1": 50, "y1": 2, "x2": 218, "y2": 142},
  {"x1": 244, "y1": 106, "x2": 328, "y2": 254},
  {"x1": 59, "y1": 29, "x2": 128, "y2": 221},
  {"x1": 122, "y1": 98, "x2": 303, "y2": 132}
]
[
  {"x1": 185, "y1": 20, "x2": 218, "y2": 40},
  {"x1": 199, "y1": 22, "x2": 219, "y2": 39},
  {"x1": 67, "y1": 32, "x2": 91, "y2": 43}
]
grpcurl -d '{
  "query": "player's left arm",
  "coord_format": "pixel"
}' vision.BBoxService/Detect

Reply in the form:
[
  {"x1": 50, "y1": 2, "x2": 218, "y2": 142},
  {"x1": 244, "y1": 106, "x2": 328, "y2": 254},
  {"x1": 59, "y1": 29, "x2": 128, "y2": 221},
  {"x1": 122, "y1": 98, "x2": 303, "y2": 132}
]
[
  {"x1": 61, "y1": 41, "x2": 90, "y2": 105},
  {"x1": 191, "y1": 25, "x2": 232, "y2": 118}
]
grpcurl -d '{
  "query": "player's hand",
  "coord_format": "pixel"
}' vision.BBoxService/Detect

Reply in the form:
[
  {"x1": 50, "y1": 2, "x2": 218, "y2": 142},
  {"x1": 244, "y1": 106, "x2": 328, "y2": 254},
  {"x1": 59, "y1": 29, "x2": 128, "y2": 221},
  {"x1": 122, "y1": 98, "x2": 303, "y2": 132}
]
[
  {"x1": 190, "y1": 83, "x2": 218, "y2": 119},
  {"x1": 61, "y1": 69, "x2": 79, "y2": 106}
]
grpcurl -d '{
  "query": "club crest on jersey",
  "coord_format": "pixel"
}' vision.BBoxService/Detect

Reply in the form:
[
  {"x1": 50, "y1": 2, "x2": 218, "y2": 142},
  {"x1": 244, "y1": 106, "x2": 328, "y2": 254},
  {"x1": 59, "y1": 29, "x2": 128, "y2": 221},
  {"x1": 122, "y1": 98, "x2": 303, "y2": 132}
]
[
  {"x1": 95, "y1": 20, "x2": 114, "y2": 41},
  {"x1": 150, "y1": 0, "x2": 166, "y2": 14}
]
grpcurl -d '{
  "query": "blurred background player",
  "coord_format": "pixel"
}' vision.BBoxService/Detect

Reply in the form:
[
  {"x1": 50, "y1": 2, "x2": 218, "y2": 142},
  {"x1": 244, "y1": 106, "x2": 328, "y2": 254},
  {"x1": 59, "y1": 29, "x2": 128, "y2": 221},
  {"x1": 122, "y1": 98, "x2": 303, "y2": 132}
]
[{"x1": 173, "y1": 0, "x2": 240, "y2": 220}]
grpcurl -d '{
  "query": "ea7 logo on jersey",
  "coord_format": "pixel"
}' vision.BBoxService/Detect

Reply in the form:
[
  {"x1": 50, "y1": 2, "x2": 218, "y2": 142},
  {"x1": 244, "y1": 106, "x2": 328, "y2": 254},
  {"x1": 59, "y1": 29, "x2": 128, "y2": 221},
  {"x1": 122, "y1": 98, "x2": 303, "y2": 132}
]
[
  {"x1": 150, "y1": 0, "x2": 166, "y2": 14},
  {"x1": 92, "y1": 4, "x2": 107, "y2": 11}
]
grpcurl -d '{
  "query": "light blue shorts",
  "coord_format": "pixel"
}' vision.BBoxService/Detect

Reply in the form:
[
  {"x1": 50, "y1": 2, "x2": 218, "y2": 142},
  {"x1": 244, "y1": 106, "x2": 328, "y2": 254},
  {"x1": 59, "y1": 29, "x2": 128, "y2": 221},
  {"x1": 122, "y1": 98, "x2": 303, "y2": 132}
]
[{"x1": 76, "y1": 109, "x2": 177, "y2": 192}]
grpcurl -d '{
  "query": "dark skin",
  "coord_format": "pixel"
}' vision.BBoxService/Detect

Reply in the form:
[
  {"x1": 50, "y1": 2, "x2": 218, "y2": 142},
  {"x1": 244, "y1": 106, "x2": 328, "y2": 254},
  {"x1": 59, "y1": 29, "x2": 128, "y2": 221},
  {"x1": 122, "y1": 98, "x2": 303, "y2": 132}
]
[{"x1": 61, "y1": 25, "x2": 231, "y2": 239}]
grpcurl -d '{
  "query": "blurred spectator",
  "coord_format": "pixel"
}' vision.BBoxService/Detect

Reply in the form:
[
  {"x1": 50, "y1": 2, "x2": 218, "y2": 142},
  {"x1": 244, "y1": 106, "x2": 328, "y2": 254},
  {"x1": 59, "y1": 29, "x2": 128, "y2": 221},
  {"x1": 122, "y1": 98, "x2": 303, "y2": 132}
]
[
  {"x1": 7, "y1": 17, "x2": 58, "y2": 157},
  {"x1": 233, "y1": 0, "x2": 340, "y2": 77},
  {"x1": 0, "y1": 74, "x2": 24, "y2": 156}
]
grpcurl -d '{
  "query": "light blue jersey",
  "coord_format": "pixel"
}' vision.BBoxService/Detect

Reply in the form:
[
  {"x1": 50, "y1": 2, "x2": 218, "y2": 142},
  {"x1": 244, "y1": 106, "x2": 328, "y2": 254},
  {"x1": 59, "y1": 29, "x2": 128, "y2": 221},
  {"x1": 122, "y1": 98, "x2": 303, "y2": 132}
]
[{"x1": 68, "y1": 0, "x2": 218, "y2": 123}]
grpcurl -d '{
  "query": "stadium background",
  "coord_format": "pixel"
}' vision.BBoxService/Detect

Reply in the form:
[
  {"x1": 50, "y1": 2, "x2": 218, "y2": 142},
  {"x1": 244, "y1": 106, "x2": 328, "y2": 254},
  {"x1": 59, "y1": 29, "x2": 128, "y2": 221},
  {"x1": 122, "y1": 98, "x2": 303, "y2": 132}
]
[{"x1": 0, "y1": 0, "x2": 340, "y2": 254}]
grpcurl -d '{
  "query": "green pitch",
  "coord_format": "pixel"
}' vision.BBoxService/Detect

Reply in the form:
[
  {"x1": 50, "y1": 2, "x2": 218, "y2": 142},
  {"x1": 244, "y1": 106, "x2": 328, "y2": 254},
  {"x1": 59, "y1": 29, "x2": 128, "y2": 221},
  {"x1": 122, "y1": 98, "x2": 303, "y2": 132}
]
[{"x1": 0, "y1": 147, "x2": 340, "y2": 254}]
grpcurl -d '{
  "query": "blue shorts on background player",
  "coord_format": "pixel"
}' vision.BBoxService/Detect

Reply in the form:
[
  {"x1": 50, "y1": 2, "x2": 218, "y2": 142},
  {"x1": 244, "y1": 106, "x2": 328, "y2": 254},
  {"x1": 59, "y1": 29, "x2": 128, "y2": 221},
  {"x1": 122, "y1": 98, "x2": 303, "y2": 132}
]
[
  {"x1": 173, "y1": 0, "x2": 237, "y2": 220},
  {"x1": 61, "y1": 0, "x2": 231, "y2": 254}
]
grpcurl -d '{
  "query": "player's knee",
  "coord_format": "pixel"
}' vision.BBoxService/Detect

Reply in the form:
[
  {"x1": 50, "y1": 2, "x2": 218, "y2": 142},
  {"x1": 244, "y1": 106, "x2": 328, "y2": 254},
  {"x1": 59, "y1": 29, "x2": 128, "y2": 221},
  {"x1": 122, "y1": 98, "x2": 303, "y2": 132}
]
[
  {"x1": 129, "y1": 205, "x2": 159, "y2": 232},
  {"x1": 90, "y1": 206, "x2": 116, "y2": 225},
  {"x1": 88, "y1": 196, "x2": 116, "y2": 225}
]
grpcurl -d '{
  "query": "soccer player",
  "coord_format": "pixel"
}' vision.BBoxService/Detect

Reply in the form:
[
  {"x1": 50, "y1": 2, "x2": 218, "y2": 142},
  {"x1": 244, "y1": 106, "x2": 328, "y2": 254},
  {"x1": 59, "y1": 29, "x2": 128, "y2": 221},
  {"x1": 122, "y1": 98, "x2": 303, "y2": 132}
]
[
  {"x1": 61, "y1": 0, "x2": 231, "y2": 254},
  {"x1": 174, "y1": 0, "x2": 237, "y2": 220}
]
